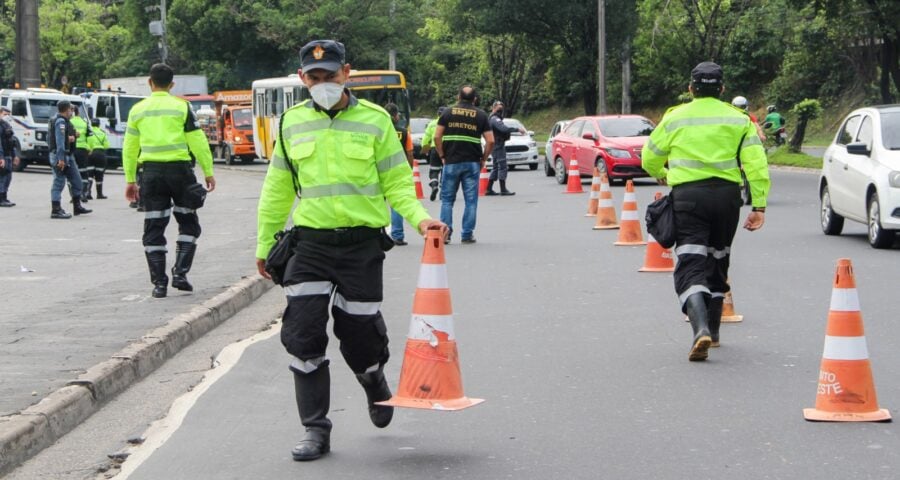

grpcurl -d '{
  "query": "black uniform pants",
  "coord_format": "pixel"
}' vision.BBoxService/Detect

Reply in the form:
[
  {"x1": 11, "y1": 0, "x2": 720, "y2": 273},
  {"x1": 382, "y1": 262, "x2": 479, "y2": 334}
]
[
  {"x1": 89, "y1": 150, "x2": 107, "y2": 184},
  {"x1": 140, "y1": 162, "x2": 201, "y2": 252},
  {"x1": 427, "y1": 149, "x2": 442, "y2": 183},
  {"x1": 281, "y1": 228, "x2": 390, "y2": 376},
  {"x1": 74, "y1": 148, "x2": 91, "y2": 180},
  {"x1": 671, "y1": 178, "x2": 743, "y2": 310}
]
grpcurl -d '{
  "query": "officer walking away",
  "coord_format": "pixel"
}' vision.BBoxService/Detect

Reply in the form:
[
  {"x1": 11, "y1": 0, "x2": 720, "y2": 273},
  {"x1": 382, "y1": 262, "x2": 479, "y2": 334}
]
[
  {"x1": 48, "y1": 101, "x2": 91, "y2": 219},
  {"x1": 485, "y1": 100, "x2": 525, "y2": 196},
  {"x1": 0, "y1": 106, "x2": 20, "y2": 207},
  {"x1": 385, "y1": 102, "x2": 415, "y2": 246},
  {"x1": 123, "y1": 63, "x2": 216, "y2": 299},
  {"x1": 641, "y1": 62, "x2": 770, "y2": 362},
  {"x1": 434, "y1": 86, "x2": 493, "y2": 244},
  {"x1": 421, "y1": 106, "x2": 445, "y2": 201},
  {"x1": 70, "y1": 106, "x2": 93, "y2": 202},
  {"x1": 255, "y1": 39, "x2": 447, "y2": 462},
  {"x1": 87, "y1": 118, "x2": 109, "y2": 199}
]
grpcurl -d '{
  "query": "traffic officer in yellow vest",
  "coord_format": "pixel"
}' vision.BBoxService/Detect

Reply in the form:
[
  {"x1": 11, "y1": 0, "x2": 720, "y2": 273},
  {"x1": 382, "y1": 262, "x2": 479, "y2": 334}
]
[
  {"x1": 69, "y1": 108, "x2": 93, "y2": 201},
  {"x1": 87, "y1": 118, "x2": 109, "y2": 199},
  {"x1": 641, "y1": 62, "x2": 770, "y2": 362},
  {"x1": 123, "y1": 63, "x2": 215, "y2": 299},
  {"x1": 255, "y1": 40, "x2": 447, "y2": 462}
]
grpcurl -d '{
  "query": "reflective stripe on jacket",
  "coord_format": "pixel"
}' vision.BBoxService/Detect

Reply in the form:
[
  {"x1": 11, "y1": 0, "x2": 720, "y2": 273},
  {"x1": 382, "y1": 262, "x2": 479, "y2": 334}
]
[
  {"x1": 641, "y1": 97, "x2": 770, "y2": 207},
  {"x1": 87, "y1": 128, "x2": 109, "y2": 151},
  {"x1": 122, "y1": 91, "x2": 213, "y2": 182},
  {"x1": 256, "y1": 97, "x2": 430, "y2": 259},
  {"x1": 71, "y1": 116, "x2": 90, "y2": 149},
  {"x1": 421, "y1": 118, "x2": 438, "y2": 149}
]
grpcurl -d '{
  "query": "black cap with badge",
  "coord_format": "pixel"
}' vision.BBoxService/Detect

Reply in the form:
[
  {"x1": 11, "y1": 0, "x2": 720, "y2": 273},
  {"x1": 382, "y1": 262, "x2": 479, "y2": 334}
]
[
  {"x1": 691, "y1": 61, "x2": 723, "y2": 87},
  {"x1": 299, "y1": 40, "x2": 346, "y2": 73}
]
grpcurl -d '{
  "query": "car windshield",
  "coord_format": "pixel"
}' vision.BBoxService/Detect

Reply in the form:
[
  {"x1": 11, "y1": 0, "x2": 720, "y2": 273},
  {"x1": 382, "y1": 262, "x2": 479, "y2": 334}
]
[
  {"x1": 118, "y1": 96, "x2": 143, "y2": 122},
  {"x1": 882, "y1": 112, "x2": 900, "y2": 150},
  {"x1": 410, "y1": 118, "x2": 430, "y2": 134},
  {"x1": 189, "y1": 100, "x2": 214, "y2": 113},
  {"x1": 504, "y1": 118, "x2": 525, "y2": 134},
  {"x1": 598, "y1": 117, "x2": 655, "y2": 137},
  {"x1": 28, "y1": 99, "x2": 59, "y2": 123},
  {"x1": 233, "y1": 108, "x2": 252, "y2": 129}
]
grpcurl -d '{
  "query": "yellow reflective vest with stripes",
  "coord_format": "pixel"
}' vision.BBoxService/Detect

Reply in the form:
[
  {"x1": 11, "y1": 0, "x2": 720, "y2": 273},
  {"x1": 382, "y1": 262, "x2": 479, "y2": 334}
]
[
  {"x1": 256, "y1": 96, "x2": 430, "y2": 259},
  {"x1": 122, "y1": 91, "x2": 214, "y2": 183},
  {"x1": 641, "y1": 97, "x2": 770, "y2": 208}
]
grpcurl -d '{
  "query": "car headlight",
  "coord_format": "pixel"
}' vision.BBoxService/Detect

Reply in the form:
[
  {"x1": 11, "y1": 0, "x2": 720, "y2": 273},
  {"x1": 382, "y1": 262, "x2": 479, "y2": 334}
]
[
  {"x1": 529, "y1": 141, "x2": 536, "y2": 148},
  {"x1": 234, "y1": 136, "x2": 242, "y2": 142},
  {"x1": 606, "y1": 148, "x2": 631, "y2": 159},
  {"x1": 890, "y1": 171, "x2": 900, "y2": 188}
]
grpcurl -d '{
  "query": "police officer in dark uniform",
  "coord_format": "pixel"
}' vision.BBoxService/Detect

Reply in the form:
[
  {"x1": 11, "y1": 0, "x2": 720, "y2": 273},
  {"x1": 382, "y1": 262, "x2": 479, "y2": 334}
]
[
  {"x1": 48, "y1": 101, "x2": 91, "y2": 219},
  {"x1": 0, "y1": 106, "x2": 19, "y2": 207},
  {"x1": 485, "y1": 100, "x2": 525, "y2": 196}
]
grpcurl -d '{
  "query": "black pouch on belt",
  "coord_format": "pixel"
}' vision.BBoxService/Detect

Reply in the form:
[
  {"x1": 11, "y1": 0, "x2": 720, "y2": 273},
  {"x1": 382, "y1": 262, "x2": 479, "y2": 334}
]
[
  {"x1": 265, "y1": 228, "x2": 296, "y2": 286},
  {"x1": 379, "y1": 228, "x2": 395, "y2": 252},
  {"x1": 645, "y1": 194, "x2": 676, "y2": 248},
  {"x1": 183, "y1": 182, "x2": 207, "y2": 209}
]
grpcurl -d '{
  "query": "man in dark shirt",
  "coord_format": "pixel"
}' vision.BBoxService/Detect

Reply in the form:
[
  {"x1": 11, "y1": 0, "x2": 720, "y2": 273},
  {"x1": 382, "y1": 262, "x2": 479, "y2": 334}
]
[
  {"x1": 48, "y1": 101, "x2": 91, "y2": 219},
  {"x1": 486, "y1": 100, "x2": 525, "y2": 196},
  {"x1": 434, "y1": 86, "x2": 494, "y2": 244}
]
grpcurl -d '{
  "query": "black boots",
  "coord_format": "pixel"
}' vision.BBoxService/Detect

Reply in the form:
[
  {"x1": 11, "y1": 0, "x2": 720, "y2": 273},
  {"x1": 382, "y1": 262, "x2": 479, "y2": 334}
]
[
  {"x1": 0, "y1": 193, "x2": 14, "y2": 207},
  {"x1": 96, "y1": 181, "x2": 107, "y2": 199},
  {"x1": 499, "y1": 180, "x2": 515, "y2": 196},
  {"x1": 292, "y1": 364, "x2": 332, "y2": 461},
  {"x1": 708, "y1": 297, "x2": 724, "y2": 348},
  {"x1": 355, "y1": 367, "x2": 394, "y2": 428},
  {"x1": 82, "y1": 178, "x2": 93, "y2": 201},
  {"x1": 51, "y1": 201, "x2": 71, "y2": 219},
  {"x1": 685, "y1": 293, "x2": 712, "y2": 361},
  {"x1": 171, "y1": 242, "x2": 196, "y2": 292},
  {"x1": 73, "y1": 198, "x2": 92, "y2": 216},
  {"x1": 145, "y1": 251, "x2": 168, "y2": 298},
  {"x1": 485, "y1": 180, "x2": 498, "y2": 196},
  {"x1": 429, "y1": 179, "x2": 439, "y2": 201}
]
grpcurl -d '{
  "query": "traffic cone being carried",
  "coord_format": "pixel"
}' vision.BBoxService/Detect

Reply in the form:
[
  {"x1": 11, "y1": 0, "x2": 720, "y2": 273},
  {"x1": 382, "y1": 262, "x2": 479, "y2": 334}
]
[
  {"x1": 721, "y1": 279, "x2": 743, "y2": 323},
  {"x1": 592, "y1": 174, "x2": 619, "y2": 229},
  {"x1": 803, "y1": 258, "x2": 890, "y2": 422},
  {"x1": 377, "y1": 229, "x2": 484, "y2": 411},
  {"x1": 614, "y1": 179, "x2": 646, "y2": 246},
  {"x1": 585, "y1": 168, "x2": 601, "y2": 216},
  {"x1": 639, "y1": 192, "x2": 674, "y2": 271},
  {"x1": 563, "y1": 158, "x2": 584, "y2": 194},
  {"x1": 478, "y1": 166, "x2": 489, "y2": 197},
  {"x1": 412, "y1": 163, "x2": 425, "y2": 200}
]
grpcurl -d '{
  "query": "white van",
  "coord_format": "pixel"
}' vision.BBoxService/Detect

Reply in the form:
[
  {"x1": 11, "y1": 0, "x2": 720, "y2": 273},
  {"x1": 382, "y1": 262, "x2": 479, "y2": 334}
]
[
  {"x1": 0, "y1": 88, "x2": 86, "y2": 171},
  {"x1": 80, "y1": 90, "x2": 147, "y2": 170}
]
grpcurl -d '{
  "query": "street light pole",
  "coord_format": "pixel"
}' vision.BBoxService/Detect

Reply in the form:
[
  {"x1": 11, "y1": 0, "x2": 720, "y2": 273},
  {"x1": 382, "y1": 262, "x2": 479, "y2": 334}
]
[
  {"x1": 14, "y1": 0, "x2": 41, "y2": 88},
  {"x1": 159, "y1": 0, "x2": 168, "y2": 64},
  {"x1": 597, "y1": 0, "x2": 607, "y2": 114}
]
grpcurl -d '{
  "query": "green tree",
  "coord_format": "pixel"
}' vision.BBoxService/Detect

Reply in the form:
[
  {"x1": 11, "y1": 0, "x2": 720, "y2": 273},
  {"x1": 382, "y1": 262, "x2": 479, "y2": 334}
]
[{"x1": 789, "y1": 98, "x2": 822, "y2": 152}]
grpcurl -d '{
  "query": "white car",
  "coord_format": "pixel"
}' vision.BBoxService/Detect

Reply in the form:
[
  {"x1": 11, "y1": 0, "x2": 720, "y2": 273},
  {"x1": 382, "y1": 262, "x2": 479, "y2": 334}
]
[
  {"x1": 820, "y1": 105, "x2": 900, "y2": 248},
  {"x1": 484, "y1": 118, "x2": 539, "y2": 170},
  {"x1": 544, "y1": 120, "x2": 570, "y2": 177}
]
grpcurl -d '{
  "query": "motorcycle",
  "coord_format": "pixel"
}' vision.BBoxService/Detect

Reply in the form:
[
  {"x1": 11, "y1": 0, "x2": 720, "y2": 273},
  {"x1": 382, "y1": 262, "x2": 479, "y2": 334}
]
[{"x1": 762, "y1": 121, "x2": 788, "y2": 147}]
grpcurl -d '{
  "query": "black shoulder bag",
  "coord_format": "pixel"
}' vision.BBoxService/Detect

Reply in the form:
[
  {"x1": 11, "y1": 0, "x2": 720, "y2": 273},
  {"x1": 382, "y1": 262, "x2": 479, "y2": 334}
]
[
  {"x1": 645, "y1": 194, "x2": 676, "y2": 249},
  {"x1": 264, "y1": 114, "x2": 302, "y2": 285}
]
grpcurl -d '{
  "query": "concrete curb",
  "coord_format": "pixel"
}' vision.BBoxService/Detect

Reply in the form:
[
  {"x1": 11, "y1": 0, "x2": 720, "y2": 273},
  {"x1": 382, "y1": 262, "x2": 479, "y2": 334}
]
[{"x1": 0, "y1": 274, "x2": 273, "y2": 476}]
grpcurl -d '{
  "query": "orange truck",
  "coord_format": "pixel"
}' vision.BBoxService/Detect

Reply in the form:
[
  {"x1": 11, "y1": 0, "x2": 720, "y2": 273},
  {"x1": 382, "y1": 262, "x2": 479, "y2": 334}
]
[{"x1": 196, "y1": 90, "x2": 256, "y2": 164}]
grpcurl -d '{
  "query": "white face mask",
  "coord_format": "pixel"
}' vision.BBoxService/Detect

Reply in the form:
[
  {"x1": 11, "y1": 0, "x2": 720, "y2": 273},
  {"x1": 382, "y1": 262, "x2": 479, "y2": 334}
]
[{"x1": 309, "y1": 82, "x2": 345, "y2": 110}]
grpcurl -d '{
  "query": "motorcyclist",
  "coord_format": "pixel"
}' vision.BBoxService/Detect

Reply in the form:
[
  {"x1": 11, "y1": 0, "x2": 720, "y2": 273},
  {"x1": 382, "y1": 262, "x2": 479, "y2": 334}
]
[
  {"x1": 762, "y1": 105, "x2": 786, "y2": 145},
  {"x1": 731, "y1": 96, "x2": 766, "y2": 142}
]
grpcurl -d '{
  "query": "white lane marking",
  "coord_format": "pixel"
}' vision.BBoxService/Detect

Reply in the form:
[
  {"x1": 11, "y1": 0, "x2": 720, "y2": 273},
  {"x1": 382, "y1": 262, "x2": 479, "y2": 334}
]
[{"x1": 116, "y1": 323, "x2": 282, "y2": 478}]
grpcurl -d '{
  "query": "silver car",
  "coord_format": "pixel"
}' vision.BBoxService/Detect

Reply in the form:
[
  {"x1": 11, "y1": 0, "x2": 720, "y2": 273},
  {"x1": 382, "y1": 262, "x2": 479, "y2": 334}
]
[{"x1": 543, "y1": 120, "x2": 570, "y2": 177}]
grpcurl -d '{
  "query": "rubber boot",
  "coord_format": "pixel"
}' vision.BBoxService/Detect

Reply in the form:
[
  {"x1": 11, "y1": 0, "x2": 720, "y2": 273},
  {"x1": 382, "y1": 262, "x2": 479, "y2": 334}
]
[
  {"x1": 171, "y1": 242, "x2": 196, "y2": 292},
  {"x1": 685, "y1": 293, "x2": 711, "y2": 361},
  {"x1": 72, "y1": 198, "x2": 92, "y2": 216},
  {"x1": 708, "y1": 297, "x2": 724, "y2": 348},
  {"x1": 51, "y1": 201, "x2": 72, "y2": 219},
  {"x1": 500, "y1": 180, "x2": 515, "y2": 196},
  {"x1": 96, "y1": 181, "x2": 107, "y2": 199},
  {"x1": 485, "y1": 180, "x2": 498, "y2": 196},
  {"x1": 429, "y1": 179, "x2": 439, "y2": 201},
  {"x1": 291, "y1": 363, "x2": 332, "y2": 461},
  {"x1": 145, "y1": 251, "x2": 168, "y2": 298},
  {"x1": 83, "y1": 178, "x2": 93, "y2": 201},
  {"x1": 355, "y1": 367, "x2": 394, "y2": 428}
]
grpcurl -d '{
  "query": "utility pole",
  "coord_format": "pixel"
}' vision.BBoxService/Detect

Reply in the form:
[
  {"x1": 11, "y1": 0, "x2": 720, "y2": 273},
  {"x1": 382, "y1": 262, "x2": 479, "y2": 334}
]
[
  {"x1": 622, "y1": 39, "x2": 632, "y2": 114},
  {"x1": 14, "y1": 0, "x2": 42, "y2": 88},
  {"x1": 597, "y1": 0, "x2": 607, "y2": 114},
  {"x1": 389, "y1": 50, "x2": 397, "y2": 71},
  {"x1": 148, "y1": 0, "x2": 168, "y2": 64}
]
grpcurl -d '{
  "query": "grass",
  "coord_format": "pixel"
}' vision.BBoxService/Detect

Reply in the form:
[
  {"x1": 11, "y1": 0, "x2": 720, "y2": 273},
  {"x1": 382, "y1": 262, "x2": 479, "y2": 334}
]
[{"x1": 766, "y1": 146, "x2": 822, "y2": 169}]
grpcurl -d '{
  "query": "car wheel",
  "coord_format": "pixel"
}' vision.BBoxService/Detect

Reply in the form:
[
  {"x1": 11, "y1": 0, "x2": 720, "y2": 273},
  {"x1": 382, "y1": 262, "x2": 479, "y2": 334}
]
[
  {"x1": 820, "y1": 185, "x2": 844, "y2": 235},
  {"x1": 867, "y1": 192, "x2": 895, "y2": 249},
  {"x1": 554, "y1": 157, "x2": 567, "y2": 185},
  {"x1": 529, "y1": 163, "x2": 538, "y2": 171},
  {"x1": 544, "y1": 158, "x2": 555, "y2": 177},
  {"x1": 594, "y1": 158, "x2": 608, "y2": 179},
  {"x1": 224, "y1": 146, "x2": 234, "y2": 165}
]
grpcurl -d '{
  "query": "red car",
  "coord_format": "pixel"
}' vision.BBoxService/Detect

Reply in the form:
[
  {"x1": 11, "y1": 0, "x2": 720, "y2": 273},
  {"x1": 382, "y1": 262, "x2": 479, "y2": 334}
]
[{"x1": 550, "y1": 115, "x2": 655, "y2": 185}]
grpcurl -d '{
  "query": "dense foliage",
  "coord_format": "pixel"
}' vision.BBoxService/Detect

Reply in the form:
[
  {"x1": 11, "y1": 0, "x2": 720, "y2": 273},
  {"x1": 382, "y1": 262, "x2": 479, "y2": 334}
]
[{"x1": 1, "y1": 0, "x2": 897, "y2": 117}]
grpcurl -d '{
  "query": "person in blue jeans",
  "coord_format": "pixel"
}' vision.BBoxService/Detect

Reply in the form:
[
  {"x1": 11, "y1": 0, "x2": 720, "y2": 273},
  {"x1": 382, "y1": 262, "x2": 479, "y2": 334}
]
[
  {"x1": 385, "y1": 103, "x2": 415, "y2": 246},
  {"x1": 433, "y1": 86, "x2": 494, "y2": 244}
]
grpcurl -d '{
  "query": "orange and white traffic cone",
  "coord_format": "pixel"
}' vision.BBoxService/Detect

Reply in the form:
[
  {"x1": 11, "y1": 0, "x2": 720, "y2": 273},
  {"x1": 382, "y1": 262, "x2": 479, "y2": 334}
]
[
  {"x1": 412, "y1": 163, "x2": 425, "y2": 200},
  {"x1": 803, "y1": 258, "x2": 890, "y2": 422},
  {"x1": 614, "y1": 180, "x2": 646, "y2": 246},
  {"x1": 478, "y1": 166, "x2": 489, "y2": 197},
  {"x1": 585, "y1": 168, "x2": 601, "y2": 216},
  {"x1": 377, "y1": 229, "x2": 484, "y2": 411},
  {"x1": 563, "y1": 158, "x2": 584, "y2": 194},
  {"x1": 592, "y1": 174, "x2": 619, "y2": 230},
  {"x1": 721, "y1": 279, "x2": 743, "y2": 323},
  {"x1": 639, "y1": 193, "x2": 674, "y2": 271}
]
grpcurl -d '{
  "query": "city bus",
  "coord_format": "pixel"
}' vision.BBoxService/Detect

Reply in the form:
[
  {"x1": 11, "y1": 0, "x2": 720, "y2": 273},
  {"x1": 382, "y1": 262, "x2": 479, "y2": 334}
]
[{"x1": 251, "y1": 70, "x2": 410, "y2": 162}]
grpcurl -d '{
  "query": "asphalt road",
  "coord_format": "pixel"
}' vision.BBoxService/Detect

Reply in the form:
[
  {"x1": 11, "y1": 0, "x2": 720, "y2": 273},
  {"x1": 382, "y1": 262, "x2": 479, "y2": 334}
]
[
  {"x1": 27, "y1": 166, "x2": 892, "y2": 480},
  {"x1": 0, "y1": 161, "x2": 267, "y2": 417}
]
